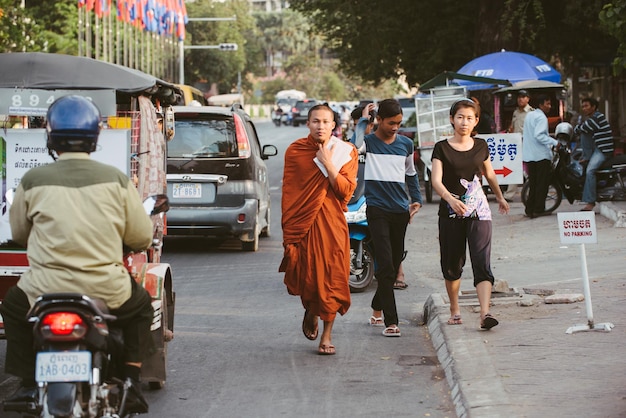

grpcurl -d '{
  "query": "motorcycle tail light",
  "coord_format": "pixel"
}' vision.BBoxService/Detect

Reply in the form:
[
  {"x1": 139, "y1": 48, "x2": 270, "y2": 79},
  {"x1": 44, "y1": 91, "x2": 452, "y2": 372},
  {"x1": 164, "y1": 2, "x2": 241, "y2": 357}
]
[{"x1": 40, "y1": 312, "x2": 87, "y2": 340}]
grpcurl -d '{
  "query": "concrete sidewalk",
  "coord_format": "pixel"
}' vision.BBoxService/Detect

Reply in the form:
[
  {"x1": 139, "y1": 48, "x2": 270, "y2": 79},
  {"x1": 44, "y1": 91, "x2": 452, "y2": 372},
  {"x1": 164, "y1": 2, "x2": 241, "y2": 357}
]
[{"x1": 423, "y1": 201, "x2": 626, "y2": 418}]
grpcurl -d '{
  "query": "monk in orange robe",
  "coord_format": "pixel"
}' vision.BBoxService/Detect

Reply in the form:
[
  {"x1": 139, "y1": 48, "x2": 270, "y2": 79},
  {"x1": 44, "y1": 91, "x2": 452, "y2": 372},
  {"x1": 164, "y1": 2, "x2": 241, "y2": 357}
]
[{"x1": 280, "y1": 104, "x2": 358, "y2": 355}]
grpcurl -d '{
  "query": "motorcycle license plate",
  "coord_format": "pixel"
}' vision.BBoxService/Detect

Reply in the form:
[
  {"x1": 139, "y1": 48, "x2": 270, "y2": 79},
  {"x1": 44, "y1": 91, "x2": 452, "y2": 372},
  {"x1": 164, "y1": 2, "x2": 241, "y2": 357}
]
[
  {"x1": 173, "y1": 183, "x2": 201, "y2": 198},
  {"x1": 36, "y1": 351, "x2": 91, "y2": 383}
]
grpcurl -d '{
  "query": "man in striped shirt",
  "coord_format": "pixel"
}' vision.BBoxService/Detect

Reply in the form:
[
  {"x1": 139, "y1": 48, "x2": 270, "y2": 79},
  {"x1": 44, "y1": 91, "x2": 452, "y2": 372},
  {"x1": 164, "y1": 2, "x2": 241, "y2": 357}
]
[
  {"x1": 574, "y1": 97, "x2": 614, "y2": 211},
  {"x1": 355, "y1": 99, "x2": 422, "y2": 337}
]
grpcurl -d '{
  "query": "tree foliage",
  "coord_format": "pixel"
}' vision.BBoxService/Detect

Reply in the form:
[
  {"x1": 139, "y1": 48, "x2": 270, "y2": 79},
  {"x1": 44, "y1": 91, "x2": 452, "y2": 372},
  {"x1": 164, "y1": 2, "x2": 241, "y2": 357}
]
[
  {"x1": 26, "y1": 0, "x2": 79, "y2": 54},
  {"x1": 290, "y1": 0, "x2": 619, "y2": 87},
  {"x1": 599, "y1": 0, "x2": 626, "y2": 73},
  {"x1": 185, "y1": 0, "x2": 255, "y2": 93},
  {"x1": 0, "y1": 0, "x2": 45, "y2": 53}
]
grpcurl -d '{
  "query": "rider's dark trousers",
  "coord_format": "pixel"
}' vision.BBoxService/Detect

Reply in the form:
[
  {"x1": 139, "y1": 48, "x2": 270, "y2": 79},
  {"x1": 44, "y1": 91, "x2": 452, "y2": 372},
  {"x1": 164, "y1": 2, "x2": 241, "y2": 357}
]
[
  {"x1": 0, "y1": 276, "x2": 153, "y2": 384},
  {"x1": 367, "y1": 205, "x2": 409, "y2": 327}
]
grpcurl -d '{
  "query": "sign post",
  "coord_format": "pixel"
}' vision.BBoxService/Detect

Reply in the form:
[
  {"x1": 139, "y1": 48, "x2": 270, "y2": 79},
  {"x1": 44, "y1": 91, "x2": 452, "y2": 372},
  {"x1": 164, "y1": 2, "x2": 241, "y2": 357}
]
[{"x1": 556, "y1": 212, "x2": 614, "y2": 334}]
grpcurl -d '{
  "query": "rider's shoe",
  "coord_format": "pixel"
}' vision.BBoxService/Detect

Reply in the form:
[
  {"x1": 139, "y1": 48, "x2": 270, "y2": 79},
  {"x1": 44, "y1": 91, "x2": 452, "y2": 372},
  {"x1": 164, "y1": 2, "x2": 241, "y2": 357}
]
[
  {"x1": 123, "y1": 378, "x2": 149, "y2": 414},
  {"x1": 3, "y1": 385, "x2": 38, "y2": 412}
]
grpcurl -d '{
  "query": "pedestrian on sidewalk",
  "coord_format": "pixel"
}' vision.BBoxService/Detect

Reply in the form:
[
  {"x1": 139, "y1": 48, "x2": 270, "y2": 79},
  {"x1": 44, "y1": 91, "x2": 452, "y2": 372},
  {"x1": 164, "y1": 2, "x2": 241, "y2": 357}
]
[
  {"x1": 503, "y1": 89, "x2": 533, "y2": 202},
  {"x1": 354, "y1": 99, "x2": 422, "y2": 337},
  {"x1": 522, "y1": 94, "x2": 558, "y2": 218},
  {"x1": 574, "y1": 97, "x2": 614, "y2": 211},
  {"x1": 280, "y1": 104, "x2": 359, "y2": 355},
  {"x1": 431, "y1": 98, "x2": 509, "y2": 329}
]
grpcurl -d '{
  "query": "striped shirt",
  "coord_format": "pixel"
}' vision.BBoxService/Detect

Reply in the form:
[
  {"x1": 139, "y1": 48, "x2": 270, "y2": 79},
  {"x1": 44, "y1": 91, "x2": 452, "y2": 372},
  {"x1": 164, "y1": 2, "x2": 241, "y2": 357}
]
[
  {"x1": 574, "y1": 110, "x2": 614, "y2": 155},
  {"x1": 363, "y1": 133, "x2": 422, "y2": 213}
]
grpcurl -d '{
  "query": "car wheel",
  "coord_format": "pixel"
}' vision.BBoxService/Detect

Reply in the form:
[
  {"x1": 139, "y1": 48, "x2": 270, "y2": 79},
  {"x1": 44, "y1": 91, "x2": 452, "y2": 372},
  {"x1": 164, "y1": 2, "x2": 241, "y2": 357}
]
[
  {"x1": 260, "y1": 204, "x2": 271, "y2": 238},
  {"x1": 242, "y1": 211, "x2": 260, "y2": 252}
]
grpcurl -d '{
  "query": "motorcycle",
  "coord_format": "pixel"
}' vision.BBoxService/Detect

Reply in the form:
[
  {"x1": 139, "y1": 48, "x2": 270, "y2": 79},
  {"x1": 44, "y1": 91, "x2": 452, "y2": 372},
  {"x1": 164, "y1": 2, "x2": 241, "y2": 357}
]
[
  {"x1": 344, "y1": 158, "x2": 375, "y2": 292},
  {"x1": 521, "y1": 123, "x2": 626, "y2": 212},
  {"x1": 271, "y1": 108, "x2": 289, "y2": 127},
  {"x1": 4, "y1": 194, "x2": 170, "y2": 418}
]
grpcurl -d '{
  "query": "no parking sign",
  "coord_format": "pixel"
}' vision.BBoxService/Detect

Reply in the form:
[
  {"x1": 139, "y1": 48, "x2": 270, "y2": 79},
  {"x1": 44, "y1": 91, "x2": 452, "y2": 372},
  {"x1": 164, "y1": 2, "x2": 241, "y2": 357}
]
[{"x1": 557, "y1": 212, "x2": 597, "y2": 244}]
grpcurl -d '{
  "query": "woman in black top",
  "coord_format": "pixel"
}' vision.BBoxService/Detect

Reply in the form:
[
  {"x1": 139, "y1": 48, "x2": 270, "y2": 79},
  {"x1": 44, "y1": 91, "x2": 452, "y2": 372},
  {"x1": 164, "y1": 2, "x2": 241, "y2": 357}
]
[{"x1": 431, "y1": 99, "x2": 509, "y2": 329}]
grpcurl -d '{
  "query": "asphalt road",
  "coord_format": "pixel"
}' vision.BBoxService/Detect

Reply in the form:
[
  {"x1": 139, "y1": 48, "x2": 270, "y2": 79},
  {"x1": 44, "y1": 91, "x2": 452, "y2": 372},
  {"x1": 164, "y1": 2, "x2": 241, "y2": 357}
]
[
  {"x1": 0, "y1": 121, "x2": 456, "y2": 417},
  {"x1": 5, "y1": 121, "x2": 621, "y2": 417}
]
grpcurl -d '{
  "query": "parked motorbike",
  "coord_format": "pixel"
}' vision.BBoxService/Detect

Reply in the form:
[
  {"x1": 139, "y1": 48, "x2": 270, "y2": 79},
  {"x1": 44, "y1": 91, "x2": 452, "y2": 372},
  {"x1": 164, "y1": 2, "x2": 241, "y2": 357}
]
[
  {"x1": 521, "y1": 123, "x2": 626, "y2": 212},
  {"x1": 4, "y1": 195, "x2": 170, "y2": 418},
  {"x1": 345, "y1": 160, "x2": 375, "y2": 292}
]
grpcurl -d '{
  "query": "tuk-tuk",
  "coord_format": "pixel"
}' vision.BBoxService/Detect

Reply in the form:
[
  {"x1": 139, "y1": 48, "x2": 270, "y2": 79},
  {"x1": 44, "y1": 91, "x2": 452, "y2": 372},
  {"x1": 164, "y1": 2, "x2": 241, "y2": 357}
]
[{"x1": 0, "y1": 52, "x2": 179, "y2": 389}]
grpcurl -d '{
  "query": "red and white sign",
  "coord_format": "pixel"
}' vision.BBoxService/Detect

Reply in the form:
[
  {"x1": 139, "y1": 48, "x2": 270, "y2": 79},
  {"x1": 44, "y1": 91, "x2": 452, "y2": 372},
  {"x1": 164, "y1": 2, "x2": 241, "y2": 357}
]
[{"x1": 557, "y1": 212, "x2": 597, "y2": 244}]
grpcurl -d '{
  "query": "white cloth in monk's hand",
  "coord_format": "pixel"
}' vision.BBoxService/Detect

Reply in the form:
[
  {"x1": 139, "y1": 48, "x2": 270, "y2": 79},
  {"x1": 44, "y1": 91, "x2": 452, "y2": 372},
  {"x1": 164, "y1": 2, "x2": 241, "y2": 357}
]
[{"x1": 313, "y1": 136, "x2": 354, "y2": 177}]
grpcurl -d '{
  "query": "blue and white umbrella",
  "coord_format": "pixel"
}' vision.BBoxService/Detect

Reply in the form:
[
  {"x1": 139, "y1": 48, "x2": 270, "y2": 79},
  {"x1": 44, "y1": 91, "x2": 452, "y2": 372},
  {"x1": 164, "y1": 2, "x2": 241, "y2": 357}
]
[{"x1": 455, "y1": 50, "x2": 561, "y2": 90}]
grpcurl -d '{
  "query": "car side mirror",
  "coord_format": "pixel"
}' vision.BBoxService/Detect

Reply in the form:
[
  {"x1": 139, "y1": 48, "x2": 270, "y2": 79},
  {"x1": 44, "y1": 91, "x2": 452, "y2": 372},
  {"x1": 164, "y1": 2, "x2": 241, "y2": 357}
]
[{"x1": 262, "y1": 144, "x2": 278, "y2": 160}]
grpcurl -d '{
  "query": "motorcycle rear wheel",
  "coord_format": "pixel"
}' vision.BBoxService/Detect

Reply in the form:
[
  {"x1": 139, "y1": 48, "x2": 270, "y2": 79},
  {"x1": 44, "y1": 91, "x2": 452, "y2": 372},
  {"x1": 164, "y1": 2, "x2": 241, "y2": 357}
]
[
  {"x1": 521, "y1": 181, "x2": 563, "y2": 213},
  {"x1": 349, "y1": 243, "x2": 375, "y2": 293}
]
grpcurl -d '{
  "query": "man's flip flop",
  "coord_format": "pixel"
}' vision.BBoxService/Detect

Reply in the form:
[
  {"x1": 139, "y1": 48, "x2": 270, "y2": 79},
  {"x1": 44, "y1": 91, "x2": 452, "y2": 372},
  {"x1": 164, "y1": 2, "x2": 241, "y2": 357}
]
[
  {"x1": 382, "y1": 325, "x2": 401, "y2": 337},
  {"x1": 481, "y1": 313, "x2": 499, "y2": 330},
  {"x1": 318, "y1": 344, "x2": 336, "y2": 355},
  {"x1": 302, "y1": 310, "x2": 318, "y2": 340},
  {"x1": 447, "y1": 314, "x2": 463, "y2": 325},
  {"x1": 368, "y1": 316, "x2": 384, "y2": 327}
]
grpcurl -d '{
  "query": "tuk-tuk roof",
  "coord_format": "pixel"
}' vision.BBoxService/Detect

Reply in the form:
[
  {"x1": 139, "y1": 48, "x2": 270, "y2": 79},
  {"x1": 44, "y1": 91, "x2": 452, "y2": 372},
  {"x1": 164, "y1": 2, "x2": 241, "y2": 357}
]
[
  {"x1": 493, "y1": 80, "x2": 565, "y2": 95},
  {"x1": 0, "y1": 52, "x2": 177, "y2": 94}
]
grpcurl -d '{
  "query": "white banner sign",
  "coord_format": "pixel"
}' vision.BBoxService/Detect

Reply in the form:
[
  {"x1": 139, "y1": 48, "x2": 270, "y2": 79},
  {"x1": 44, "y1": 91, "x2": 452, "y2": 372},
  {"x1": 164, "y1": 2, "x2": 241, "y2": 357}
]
[
  {"x1": 557, "y1": 212, "x2": 597, "y2": 244},
  {"x1": 3, "y1": 129, "x2": 131, "y2": 191},
  {"x1": 483, "y1": 133, "x2": 523, "y2": 185}
]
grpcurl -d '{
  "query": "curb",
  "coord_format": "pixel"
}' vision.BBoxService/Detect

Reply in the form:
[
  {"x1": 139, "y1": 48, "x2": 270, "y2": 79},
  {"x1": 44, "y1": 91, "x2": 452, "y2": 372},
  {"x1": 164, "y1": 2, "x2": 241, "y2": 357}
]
[
  {"x1": 597, "y1": 201, "x2": 626, "y2": 227},
  {"x1": 424, "y1": 294, "x2": 517, "y2": 418}
]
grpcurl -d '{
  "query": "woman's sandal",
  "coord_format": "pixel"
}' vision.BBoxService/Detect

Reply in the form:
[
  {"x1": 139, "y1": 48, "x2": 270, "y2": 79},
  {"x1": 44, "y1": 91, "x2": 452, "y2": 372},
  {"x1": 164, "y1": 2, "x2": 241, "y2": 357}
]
[
  {"x1": 382, "y1": 325, "x2": 401, "y2": 337},
  {"x1": 447, "y1": 314, "x2": 463, "y2": 325},
  {"x1": 393, "y1": 280, "x2": 408, "y2": 290},
  {"x1": 480, "y1": 313, "x2": 499, "y2": 330}
]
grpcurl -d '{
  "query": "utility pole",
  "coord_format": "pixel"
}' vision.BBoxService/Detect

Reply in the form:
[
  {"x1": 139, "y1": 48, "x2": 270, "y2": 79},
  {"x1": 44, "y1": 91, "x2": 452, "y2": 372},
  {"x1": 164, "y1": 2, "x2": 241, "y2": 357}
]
[{"x1": 178, "y1": 15, "x2": 237, "y2": 85}]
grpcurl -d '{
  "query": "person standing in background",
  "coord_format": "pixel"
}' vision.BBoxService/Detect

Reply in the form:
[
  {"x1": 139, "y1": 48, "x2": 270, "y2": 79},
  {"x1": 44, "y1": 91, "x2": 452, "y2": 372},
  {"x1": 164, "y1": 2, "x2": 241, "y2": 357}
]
[
  {"x1": 503, "y1": 90, "x2": 533, "y2": 202},
  {"x1": 574, "y1": 97, "x2": 614, "y2": 211},
  {"x1": 280, "y1": 104, "x2": 358, "y2": 355},
  {"x1": 522, "y1": 94, "x2": 557, "y2": 218}
]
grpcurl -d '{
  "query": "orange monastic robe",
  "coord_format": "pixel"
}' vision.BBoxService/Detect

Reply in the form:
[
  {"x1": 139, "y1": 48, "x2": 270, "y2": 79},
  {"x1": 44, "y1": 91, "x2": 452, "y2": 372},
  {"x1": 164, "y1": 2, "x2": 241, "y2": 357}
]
[{"x1": 280, "y1": 135, "x2": 358, "y2": 322}]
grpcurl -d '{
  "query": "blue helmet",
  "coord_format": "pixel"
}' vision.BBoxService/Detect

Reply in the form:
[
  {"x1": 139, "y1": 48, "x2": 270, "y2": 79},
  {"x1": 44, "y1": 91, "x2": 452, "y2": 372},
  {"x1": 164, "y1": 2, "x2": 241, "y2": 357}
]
[{"x1": 46, "y1": 95, "x2": 101, "y2": 153}]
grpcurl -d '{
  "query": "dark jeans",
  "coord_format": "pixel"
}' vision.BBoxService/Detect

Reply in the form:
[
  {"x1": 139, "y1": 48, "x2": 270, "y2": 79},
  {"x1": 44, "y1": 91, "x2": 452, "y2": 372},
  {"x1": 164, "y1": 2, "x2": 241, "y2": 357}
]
[
  {"x1": 1, "y1": 276, "x2": 153, "y2": 384},
  {"x1": 525, "y1": 159, "x2": 552, "y2": 216},
  {"x1": 438, "y1": 217, "x2": 494, "y2": 286},
  {"x1": 366, "y1": 205, "x2": 409, "y2": 327}
]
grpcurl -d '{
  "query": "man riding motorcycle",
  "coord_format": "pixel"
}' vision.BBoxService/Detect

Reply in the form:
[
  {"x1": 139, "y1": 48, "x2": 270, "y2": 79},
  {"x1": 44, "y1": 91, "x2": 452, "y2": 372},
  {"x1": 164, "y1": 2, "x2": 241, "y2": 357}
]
[{"x1": 1, "y1": 95, "x2": 154, "y2": 414}]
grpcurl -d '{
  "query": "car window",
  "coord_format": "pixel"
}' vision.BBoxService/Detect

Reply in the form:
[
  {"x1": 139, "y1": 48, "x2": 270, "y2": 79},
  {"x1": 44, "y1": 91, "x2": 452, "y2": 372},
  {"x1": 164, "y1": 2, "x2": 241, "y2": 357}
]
[{"x1": 169, "y1": 119, "x2": 237, "y2": 158}]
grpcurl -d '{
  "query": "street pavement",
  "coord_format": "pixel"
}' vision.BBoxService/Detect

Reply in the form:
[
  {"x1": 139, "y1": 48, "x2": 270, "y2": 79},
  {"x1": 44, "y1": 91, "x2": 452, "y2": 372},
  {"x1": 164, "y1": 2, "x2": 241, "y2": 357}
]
[{"x1": 421, "y1": 199, "x2": 626, "y2": 418}]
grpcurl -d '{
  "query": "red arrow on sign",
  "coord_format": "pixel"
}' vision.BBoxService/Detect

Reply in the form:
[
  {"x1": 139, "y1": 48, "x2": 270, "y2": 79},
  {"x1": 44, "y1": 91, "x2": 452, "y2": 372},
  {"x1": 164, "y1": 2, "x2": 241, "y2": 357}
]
[{"x1": 494, "y1": 166, "x2": 513, "y2": 177}]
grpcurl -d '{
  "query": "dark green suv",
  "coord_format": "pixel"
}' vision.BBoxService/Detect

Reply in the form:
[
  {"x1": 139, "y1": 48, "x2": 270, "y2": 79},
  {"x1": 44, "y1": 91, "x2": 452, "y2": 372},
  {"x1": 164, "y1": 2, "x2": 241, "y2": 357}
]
[{"x1": 166, "y1": 105, "x2": 278, "y2": 251}]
